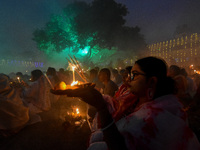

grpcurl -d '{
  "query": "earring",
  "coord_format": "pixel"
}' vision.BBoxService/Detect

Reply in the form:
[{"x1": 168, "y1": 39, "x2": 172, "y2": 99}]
[{"x1": 147, "y1": 88, "x2": 154, "y2": 100}]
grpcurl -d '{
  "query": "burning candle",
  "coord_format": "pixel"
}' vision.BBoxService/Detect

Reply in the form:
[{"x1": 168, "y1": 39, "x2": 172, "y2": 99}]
[{"x1": 72, "y1": 66, "x2": 75, "y2": 82}]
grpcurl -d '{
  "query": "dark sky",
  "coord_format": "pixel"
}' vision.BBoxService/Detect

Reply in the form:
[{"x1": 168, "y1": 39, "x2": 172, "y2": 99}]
[{"x1": 1, "y1": 0, "x2": 200, "y2": 58}]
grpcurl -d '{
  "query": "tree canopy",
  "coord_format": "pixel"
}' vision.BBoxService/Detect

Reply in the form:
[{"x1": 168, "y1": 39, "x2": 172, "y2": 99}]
[{"x1": 32, "y1": 0, "x2": 146, "y2": 66}]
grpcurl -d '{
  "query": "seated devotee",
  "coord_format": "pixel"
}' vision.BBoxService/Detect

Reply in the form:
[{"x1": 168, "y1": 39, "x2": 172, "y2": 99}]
[
  {"x1": 23, "y1": 74, "x2": 31, "y2": 83},
  {"x1": 111, "y1": 69, "x2": 123, "y2": 87},
  {"x1": 168, "y1": 65, "x2": 191, "y2": 108},
  {"x1": 21, "y1": 69, "x2": 51, "y2": 114},
  {"x1": 180, "y1": 68, "x2": 197, "y2": 98},
  {"x1": 89, "y1": 69, "x2": 104, "y2": 91},
  {"x1": 88, "y1": 66, "x2": 137, "y2": 131},
  {"x1": 46, "y1": 67, "x2": 60, "y2": 104},
  {"x1": 16, "y1": 72, "x2": 23, "y2": 81},
  {"x1": 0, "y1": 74, "x2": 29, "y2": 137},
  {"x1": 57, "y1": 68, "x2": 71, "y2": 84},
  {"x1": 98, "y1": 68, "x2": 118, "y2": 97},
  {"x1": 8, "y1": 72, "x2": 16, "y2": 80},
  {"x1": 173, "y1": 74, "x2": 189, "y2": 107},
  {"x1": 51, "y1": 57, "x2": 200, "y2": 150}
]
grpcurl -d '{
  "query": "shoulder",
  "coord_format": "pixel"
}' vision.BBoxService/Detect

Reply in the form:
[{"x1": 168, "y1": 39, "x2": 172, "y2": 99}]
[{"x1": 108, "y1": 80, "x2": 118, "y2": 88}]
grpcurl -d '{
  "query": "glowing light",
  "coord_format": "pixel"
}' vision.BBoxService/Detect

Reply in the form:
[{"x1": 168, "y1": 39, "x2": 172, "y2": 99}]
[
  {"x1": 17, "y1": 77, "x2": 20, "y2": 83},
  {"x1": 82, "y1": 48, "x2": 88, "y2": 54},
  {"x1": 71, "y1": 81, "x2": 78, "y2": 86},
  {"x1": 76, "y1": 108, "x2": 80, "y2": 115},
  {"x1": 72, "y1": 66, "x2": 75, "y2": 82},
  {"x1": 59, "y1": 81, "x2": 67, "y2": 90},
  {"x1": 194, "y1": 70, "x2": 200, "y2": 74}
]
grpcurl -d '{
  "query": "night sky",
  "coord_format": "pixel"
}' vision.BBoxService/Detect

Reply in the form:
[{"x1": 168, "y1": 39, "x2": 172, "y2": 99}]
[{"x1": 0, "y1": 0, "x2": 200, "y2": 58}]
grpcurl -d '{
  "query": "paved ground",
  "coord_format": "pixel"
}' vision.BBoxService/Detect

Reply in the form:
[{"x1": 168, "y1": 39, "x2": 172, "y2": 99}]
[{"x1": 0, "y1": 97, "x2": 91, "y2": 150}]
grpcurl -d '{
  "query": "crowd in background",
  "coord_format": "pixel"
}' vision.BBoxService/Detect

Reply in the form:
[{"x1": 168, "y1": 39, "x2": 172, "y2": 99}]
[{"x1": 1, "y1": 57, "x2": 200, "y2": 149}]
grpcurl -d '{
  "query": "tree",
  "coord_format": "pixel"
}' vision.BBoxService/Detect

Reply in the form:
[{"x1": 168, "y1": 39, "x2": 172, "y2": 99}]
[
  {"x1": 173, "y1": 24, "x2": 192, "y2": 38},
  {"x1": 33, "y1": 0, "x2": 146, "y2": 65}
]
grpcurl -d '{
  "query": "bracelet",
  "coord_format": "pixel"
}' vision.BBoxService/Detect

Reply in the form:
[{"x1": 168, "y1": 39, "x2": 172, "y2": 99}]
[{"x1": 100, "y1": 119, "x2": 115, "y2": 131}]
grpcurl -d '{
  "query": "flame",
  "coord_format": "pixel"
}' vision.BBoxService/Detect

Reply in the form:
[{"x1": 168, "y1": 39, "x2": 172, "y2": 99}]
[
  {"x1": 71, "y1": 81, "x2": 78, "y2": 86},
  {"x1": 76, "y1": 108, "x2": 79, "y2": 115},
  {"x1": 195, "y1": 70, "x2": 200, "y2": 74}
]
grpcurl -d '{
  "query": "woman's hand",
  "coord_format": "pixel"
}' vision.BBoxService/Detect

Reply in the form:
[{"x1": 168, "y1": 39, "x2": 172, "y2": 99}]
[{"x1": 50, "y1": 86, "x2": 106, "y2": 111}]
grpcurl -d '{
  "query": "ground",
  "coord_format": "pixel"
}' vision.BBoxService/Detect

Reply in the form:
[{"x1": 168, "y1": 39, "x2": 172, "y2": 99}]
[{"x1": 0, "y1": 97, "x2": 91, "y2": 150}]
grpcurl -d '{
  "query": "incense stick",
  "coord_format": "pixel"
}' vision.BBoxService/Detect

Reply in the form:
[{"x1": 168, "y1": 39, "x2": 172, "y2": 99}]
[
  {"x1": 73, "y1": 55, "x2": 86, "y2": 80},
  {"x1": 66, "y1": 58, "x2": 87, "y2": 83},
  {"x1": 67, "y1": 54, "x2": 87, "y2": 80},
  {"x1": 44, "y1": 74, "x2": 54, "y2": 89}
]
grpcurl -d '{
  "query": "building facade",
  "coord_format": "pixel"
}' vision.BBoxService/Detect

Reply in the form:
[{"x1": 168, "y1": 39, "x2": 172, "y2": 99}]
[{"x1": 148, "y1": 33, "x2": 200, "y2": 69}]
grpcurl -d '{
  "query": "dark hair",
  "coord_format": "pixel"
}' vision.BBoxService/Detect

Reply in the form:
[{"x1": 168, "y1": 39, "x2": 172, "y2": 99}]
[
  {"x1": 169, "y1": 65, "x2": 181, "y2": 76},
  {"x1": 112, "y1": 69, "x2": 118, "y2": 75},
  {"x1": 99, "y1": 68, "x2": 111, "y2": 79},
  {"x1": 180, "y1": 68, "x2": 188, "y2": 77},
  {"x1": 94, "y1": 67, "x2": 100, "y2": 72},
  {"x1": 47, "y1": 67, "x2": 56, "y2": 76},
  {"x1": 31, "y1": 69, "x2": 43, "y2": 81},
  {"x1": 16, "y1": 72, "x2": 23, "y2": 77},
  {"x1": 47, "y1": 67, "x2": 60, "y2": 83},
  {"x1": 59, "y1": 68, "x2": 65, "y2": 73},
  {"x1": 135, "y1": 57, "x2": 175, "y2": 98}
]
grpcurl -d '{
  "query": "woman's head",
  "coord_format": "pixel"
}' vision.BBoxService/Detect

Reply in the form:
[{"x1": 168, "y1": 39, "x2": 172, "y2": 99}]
[
  {"x1": 30, "y1": 69, "x2": 43, "y2": 82},
  {"x1": 98, "y1": 68, "x2": 111, "y2": 82},
  {"x1": 129, "y1": 57, "x2": 175, "y2": 99},
  {"x1": 135, "y1": 57, "x2": 167, "y2": 80},
  {"x1": 46, "y1": 67, "x2": 56, "y2": 76}
]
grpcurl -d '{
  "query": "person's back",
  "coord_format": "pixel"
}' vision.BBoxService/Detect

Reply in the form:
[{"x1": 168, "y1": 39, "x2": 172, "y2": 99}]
[
  {"x1": 0, "y1": 74, "x2": 29, "y2": 136},
  {"x1": 22, "y1": 69, "x2": 51, "y2": 113},
  {"x1": 180, "y1": 68, "x2": 197, "y2": 98}
]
